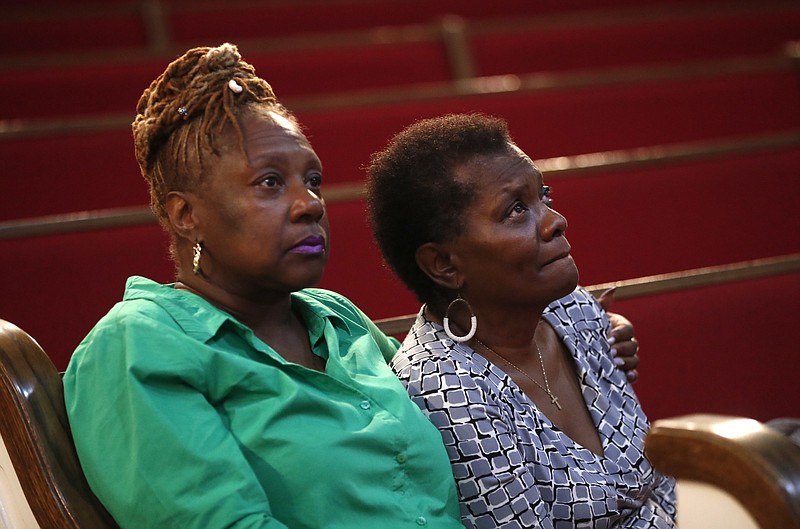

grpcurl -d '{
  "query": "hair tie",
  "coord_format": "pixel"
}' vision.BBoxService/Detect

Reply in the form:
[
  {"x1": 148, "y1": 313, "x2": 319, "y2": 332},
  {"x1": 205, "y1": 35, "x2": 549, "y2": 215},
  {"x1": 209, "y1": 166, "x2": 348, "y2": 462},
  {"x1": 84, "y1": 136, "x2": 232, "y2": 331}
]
[{"x1": 228, "y1": 79, "x2": 243, "y2": 94}]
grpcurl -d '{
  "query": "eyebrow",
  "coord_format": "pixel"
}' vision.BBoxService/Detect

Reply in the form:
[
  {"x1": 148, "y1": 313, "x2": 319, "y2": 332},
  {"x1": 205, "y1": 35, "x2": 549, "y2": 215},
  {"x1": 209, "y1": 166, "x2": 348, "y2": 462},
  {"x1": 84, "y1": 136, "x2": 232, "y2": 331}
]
[{"x1": 248, "y1": 151, "x2": 323, "y2": 170}]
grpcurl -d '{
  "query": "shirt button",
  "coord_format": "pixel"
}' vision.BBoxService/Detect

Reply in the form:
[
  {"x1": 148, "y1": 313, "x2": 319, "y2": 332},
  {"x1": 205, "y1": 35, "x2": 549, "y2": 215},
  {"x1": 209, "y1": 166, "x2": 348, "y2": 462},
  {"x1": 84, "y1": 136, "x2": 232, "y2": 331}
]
[
  {"x1": 396, "y1": 452, "x2": 407, "y2": 464},
  {"x1": 416, "y1": 516, "x2": 427, "y2": 526},
  {"x1": 359, "y1": 400, "x2": 371, "y2": 410}
]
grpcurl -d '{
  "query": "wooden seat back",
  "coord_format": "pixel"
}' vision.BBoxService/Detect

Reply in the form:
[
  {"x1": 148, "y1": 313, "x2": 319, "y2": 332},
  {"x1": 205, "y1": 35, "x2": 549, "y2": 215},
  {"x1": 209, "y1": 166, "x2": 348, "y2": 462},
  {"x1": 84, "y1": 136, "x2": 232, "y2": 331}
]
[
  {"x1": 646, "y1": 414, "x2": 800, "y2": 529},
  {"x1": 0, "y1": 319, "x2": 119, "y2": 529}
]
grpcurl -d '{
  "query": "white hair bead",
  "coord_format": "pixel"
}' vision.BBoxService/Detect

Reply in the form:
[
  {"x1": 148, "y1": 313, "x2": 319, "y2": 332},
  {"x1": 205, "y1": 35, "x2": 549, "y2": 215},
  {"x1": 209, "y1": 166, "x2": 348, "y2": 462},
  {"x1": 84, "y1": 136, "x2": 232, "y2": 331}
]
[{"x1": 228, "y1": 79, "x2": 243, "y2": 93}]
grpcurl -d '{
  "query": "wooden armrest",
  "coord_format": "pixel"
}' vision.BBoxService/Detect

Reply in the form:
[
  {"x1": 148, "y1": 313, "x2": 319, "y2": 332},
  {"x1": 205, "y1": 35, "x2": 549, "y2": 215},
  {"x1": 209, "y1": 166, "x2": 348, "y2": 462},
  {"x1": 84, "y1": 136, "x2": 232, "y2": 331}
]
[
  {"x1": 645, "y1": 414, "x2": 800, "y2": 529},
  {"x1": 0, "y1": 319, "x2": 119, "y2": 528}
]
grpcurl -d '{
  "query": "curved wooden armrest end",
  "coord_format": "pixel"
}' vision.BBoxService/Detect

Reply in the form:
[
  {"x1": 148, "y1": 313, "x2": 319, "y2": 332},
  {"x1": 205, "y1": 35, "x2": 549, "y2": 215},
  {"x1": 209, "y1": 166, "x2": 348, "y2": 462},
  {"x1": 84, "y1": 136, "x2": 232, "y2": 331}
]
[
  {"x1": 0, "y1": 318, "x2": 120, "y2": 529},
  {"x1": 646, "y1": 414, "x2": 800, "y2": 529}
]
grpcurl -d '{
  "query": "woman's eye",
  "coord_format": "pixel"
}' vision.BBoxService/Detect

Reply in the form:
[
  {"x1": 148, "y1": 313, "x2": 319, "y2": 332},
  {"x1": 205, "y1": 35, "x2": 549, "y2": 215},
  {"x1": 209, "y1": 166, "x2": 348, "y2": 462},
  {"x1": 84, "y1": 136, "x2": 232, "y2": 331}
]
[
  {"x1": 508, "y1": 201, "x2": 528, "y2": 218},
  {"x1": 259, "y1": 175, "x2": 279, "y2": 188},
  {"x1": 307, "y1": 173, "x2": 323, "y2": 189}
]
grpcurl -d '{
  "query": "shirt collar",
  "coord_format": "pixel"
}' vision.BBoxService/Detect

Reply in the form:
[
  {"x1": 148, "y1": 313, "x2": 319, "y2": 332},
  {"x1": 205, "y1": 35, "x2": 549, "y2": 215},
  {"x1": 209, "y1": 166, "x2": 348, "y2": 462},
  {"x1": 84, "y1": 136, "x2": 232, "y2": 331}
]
[
  {"x1": 291, "y1": 289, "x2": 353, "y2": 344},
  {"x1": 122, "y1": 276, "x2": 353, "y2": 344}
]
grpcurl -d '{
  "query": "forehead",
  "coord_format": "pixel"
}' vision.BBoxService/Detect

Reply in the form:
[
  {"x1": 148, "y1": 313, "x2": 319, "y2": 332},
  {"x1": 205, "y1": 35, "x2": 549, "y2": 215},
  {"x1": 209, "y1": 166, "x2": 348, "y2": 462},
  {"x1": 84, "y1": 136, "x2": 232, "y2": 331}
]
[
  {"x1": 237, "y1": 109, "x2": 317, "y2": 161},
  {"x1": 240, "y1": 109, "x2": 306, "y2": 143},
  {"x1": 454, "y1": 144, "x2": 541, "y2": 189}
]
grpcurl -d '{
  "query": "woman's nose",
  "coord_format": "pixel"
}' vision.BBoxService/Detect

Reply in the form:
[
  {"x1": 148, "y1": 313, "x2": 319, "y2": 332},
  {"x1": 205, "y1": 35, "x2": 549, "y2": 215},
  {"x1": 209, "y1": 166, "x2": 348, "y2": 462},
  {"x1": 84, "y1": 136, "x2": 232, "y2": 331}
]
[
  {"x1": 540, "y1": 206, "x2": 568, "y2": 240},
  {"x1": 289, "y1": 185, "x2": 325, "y2": 222}
]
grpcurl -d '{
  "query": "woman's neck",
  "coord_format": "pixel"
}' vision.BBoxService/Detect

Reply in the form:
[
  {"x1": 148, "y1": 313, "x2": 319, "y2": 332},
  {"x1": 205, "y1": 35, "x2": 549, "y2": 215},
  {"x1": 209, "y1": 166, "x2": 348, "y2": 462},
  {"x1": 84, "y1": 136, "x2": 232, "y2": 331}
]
[
  {"x1": 174, "y1": 273, "x2": 296, "y2": 336},
  {"x1": 429, "y1": 299, "x2": 547, "y2": 353}
]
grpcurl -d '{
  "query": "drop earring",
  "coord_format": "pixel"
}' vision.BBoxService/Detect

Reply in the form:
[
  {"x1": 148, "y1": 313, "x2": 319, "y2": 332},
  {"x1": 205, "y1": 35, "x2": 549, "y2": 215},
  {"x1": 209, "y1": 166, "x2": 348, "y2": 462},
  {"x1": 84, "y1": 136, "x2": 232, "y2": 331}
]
[
  {"x1": 443, "y1": 295, "x2": 477, "y2": 343},
  {"x1": 192, "y1": 242, "x2": 203, "y2": 275}
]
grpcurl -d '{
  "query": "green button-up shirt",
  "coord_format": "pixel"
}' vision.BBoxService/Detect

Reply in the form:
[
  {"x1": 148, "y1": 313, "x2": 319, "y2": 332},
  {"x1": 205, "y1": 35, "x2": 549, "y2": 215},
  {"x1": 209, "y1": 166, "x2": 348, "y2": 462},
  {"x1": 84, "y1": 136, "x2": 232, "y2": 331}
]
[{"x1": 64, "y1": 276, "x2": 463, "y2": 529}]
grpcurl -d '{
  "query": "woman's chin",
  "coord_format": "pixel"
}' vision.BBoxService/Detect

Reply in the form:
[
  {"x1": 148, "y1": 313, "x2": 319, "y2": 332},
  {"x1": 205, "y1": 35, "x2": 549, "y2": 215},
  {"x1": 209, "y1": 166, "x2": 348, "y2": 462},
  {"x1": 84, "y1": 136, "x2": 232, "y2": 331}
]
[{"x1": 551, "y1": 259, "x2": 580, "y2": 299}]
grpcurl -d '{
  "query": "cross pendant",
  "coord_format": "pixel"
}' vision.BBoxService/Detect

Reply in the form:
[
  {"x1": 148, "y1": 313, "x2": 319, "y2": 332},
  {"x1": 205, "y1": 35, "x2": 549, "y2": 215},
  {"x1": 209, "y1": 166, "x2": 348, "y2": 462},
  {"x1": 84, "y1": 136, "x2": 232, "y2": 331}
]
[{"x1": 551, "y1": 395, "x2": 562, "y2": 410}]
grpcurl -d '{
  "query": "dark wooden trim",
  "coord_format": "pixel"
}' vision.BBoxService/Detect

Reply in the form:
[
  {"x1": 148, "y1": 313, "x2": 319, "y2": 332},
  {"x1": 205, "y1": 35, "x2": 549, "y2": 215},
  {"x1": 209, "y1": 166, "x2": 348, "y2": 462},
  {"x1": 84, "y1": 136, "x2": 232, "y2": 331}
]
[
  {"x1": 1, "y1": 130, "x2": 797, "y2": 240},
  {"x1": 374, "y1": 253, "x2": 800, "y2": 335},
  {"x1": 646, "y1": 414, "x2": 800, "y2": 529},
  {"x1": 140, "y1": 0, "x2": 173, "y2": 54},
  {"x1": 0, "y1": 115, "x2": 133, "y2": 140},
  {"x1": 538, "y1": 129, "x2": 800, "y2": 178},
  {"x1": 0, "y1": 319, "x2": 120, "y2": 528},
  {"x1": 2, "y1": 0, "x2": 796, "y2": 70},
  {"x1": 439, "y1": 15, "x2": 476, "y2": 80},
  {"x1": 0, "y1": 207, "x2": 157, "y2": 240},
  {"x1": 584, "y1": 253, "x2": 800, "y2": 300},
  {"x1": 0, "y1": 52, "x2": 791, "y2": 141},
  {"x1": 465, "y1": 1, "x2": 800, "y2": 37},
  {"x1": 285, "y1": 54, "x2": 793, "y2": 113}
]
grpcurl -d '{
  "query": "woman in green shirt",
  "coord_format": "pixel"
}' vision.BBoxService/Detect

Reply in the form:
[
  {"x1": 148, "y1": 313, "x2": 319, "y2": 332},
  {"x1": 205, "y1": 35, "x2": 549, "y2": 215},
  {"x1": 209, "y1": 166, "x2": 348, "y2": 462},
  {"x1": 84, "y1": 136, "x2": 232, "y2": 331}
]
[{"x1": 64, "y1": 43, "x2": 463, "y2": 529}]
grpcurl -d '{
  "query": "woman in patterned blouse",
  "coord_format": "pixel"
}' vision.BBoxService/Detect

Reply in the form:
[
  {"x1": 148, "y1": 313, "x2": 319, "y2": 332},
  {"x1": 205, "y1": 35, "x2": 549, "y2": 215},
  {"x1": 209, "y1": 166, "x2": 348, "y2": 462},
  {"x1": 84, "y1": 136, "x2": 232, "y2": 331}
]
[{"x1": 366, "y1": 113, "x2": 677, "y2": 529}]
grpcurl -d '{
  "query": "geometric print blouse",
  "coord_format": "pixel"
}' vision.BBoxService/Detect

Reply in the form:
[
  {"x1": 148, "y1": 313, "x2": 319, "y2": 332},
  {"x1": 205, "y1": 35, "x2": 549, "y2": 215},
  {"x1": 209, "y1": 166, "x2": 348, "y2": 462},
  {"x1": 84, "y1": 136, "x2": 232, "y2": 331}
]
[{"x1": 391, "y1": 287, "x2": 677, "y2": 529}]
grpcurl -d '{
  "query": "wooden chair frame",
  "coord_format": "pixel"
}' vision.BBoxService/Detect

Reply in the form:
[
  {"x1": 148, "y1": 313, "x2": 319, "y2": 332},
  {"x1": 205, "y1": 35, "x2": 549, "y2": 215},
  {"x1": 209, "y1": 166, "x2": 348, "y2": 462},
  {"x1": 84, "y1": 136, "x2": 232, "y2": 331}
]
[
  {"x1": 646, "y1": 414, "x2": 800, "y2": 529},
  {"x1": 0, "y1": 319, "x2": 119, "y2": 529}
]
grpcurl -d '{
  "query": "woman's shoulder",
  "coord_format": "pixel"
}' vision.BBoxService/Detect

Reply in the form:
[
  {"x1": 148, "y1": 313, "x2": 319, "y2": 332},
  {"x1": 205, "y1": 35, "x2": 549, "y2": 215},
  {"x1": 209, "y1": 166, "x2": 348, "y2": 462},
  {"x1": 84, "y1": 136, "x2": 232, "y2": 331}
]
[
  {"x1": 86, "y1": 278, "x2": 175, "y2": 332},
  {"x1": 545, "y1": 286, "x2": 607, "y2": 329},
  {"x1": 393, "y1": 313, "x2": 494, "y2": 386},
  {"x1": 295, "y1": 287, "x2": 368, "y2": 320},
  {"x1": 89, "y1": 276, "x2": 206, "y2": 335},
  {"x1": 69, "y1": 277, "x2": 219, "y2": 370},
  {"x1": 297, "y1": 287, "x2": 354, "y2": 306},
  {"x1": 393, "y1": 312, "x2": 455, "y2": 368}
]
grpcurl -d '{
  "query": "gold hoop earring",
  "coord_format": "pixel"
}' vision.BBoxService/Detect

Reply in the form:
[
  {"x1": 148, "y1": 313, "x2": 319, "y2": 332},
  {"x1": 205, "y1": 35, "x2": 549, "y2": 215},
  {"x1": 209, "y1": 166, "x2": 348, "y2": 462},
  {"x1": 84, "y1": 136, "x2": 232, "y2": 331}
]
[
  {"x1": 443, "y1": 295, "x2": 477, "y2": 343},
  {"x1": 192, "y1": 242, "x2": 203, "y2": 275}
]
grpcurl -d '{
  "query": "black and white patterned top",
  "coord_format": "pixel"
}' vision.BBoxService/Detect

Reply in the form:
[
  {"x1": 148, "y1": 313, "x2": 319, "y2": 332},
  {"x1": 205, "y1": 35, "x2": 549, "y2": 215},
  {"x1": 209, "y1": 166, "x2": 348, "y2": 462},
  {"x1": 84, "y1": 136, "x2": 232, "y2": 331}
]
[{"x1": 391, "y1": 288, "x2": 676, "y2": 529}]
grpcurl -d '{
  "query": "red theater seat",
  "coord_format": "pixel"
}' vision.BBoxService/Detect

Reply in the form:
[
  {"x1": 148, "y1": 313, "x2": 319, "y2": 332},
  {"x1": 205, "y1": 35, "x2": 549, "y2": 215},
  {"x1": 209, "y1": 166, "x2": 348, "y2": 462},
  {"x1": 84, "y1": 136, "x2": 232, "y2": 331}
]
[
  {"x1": 3, "y1": 66, "x2": 798, "y2": 222},
  {"x1": 472, "y1": 6, "x2": 800, "y2": 77},
  {"x1": 0, "y1": 224, "x2": 173, "y2": 369},
  {"x1": 302, "y1": 66, "x2": 800, "y2": 183},
  {"x1": 166, "y1": 0, "x2": 701, "y2": 44},
  {"x1": 0, "y1": 130, "x2": 145, "y2": 223},
  {"x1": 554, "y1": 146, "x2": 800, "y2": 285},
  {"x1": 0, "y1": 7, "x2": 146, "y2": 56},
  {"x1": 0, "y1": 61, "x2": 166, "y2": 120},
  {"x1": 614, "y1": 271, "x2": 800, "y2": 423},
  {"x1": 0, "y1": 41, "x2": 451, "y2": 120}
]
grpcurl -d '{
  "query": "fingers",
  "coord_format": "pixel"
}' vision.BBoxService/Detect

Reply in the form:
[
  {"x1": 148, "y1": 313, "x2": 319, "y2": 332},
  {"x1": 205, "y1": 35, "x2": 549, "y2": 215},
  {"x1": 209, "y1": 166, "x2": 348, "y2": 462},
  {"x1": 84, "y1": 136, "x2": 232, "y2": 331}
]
[
  {"x1": 610, "y1": 338, "x2": 640, "y2": 368},
  {"x1": 610, "y1": 353, "x2": 640, "y2": 383},
  {"x1": 602, "y1": 298, "x2": 640, "y2": 383},
  {"x1": 609, "y1": 331, "x2": 640, "y2": 383},
  {"x1": 608, "y1": 318, "x2": 635, "y2": 344},
  {"x1": 597, "y1": 287, "x2": 617, "y2": 311}
]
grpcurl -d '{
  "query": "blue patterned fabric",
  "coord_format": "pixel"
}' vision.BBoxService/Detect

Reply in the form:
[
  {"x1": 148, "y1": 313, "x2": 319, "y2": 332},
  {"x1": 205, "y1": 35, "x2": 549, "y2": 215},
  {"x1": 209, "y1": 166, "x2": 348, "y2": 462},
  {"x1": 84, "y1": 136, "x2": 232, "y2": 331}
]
[{"x1": 391, "y1": 287, "x2": 676, "y2": 529}]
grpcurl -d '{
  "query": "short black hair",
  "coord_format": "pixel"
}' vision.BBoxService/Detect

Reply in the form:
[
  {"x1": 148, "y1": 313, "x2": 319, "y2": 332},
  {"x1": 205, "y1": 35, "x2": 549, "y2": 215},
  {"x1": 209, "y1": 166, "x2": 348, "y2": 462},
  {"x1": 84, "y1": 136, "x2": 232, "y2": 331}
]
[{"x1": 366, "y1": 113, "x2": 513, "y2": 306}]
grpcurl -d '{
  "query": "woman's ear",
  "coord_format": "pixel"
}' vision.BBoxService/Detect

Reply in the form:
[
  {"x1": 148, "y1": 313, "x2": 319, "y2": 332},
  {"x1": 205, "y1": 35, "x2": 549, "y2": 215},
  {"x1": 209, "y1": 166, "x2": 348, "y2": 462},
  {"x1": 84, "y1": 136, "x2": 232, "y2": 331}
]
[
  {"x1": 415, "y1": 242, "x2": 461, "y2": 290},
  {"x1": 165, "y1": 191, "x2": 197, "y2": 240}
]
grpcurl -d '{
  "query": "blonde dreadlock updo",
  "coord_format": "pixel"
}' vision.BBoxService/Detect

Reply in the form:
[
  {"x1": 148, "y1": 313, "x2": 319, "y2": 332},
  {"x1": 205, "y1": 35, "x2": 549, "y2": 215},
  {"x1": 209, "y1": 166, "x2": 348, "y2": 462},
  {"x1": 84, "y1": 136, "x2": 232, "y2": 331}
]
[{"x1": 132, "y1": 42, "x2": 297, "y2": 236}]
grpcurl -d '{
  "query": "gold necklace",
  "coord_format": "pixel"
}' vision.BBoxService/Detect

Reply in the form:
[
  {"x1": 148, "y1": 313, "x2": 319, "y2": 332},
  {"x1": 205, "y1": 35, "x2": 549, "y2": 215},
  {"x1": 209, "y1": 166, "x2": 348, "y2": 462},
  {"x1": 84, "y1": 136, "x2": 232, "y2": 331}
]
[{"x1": 474, "y1": 338, "x2": 562, "y2": 410}]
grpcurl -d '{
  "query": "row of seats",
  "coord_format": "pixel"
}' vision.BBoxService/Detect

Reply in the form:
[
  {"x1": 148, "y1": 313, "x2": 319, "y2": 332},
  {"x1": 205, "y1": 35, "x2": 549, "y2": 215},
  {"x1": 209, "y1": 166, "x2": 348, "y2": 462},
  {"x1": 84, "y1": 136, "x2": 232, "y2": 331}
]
[
  {"x1": 2, "y1": 2, "x2": 798, "y2": 119},
  {"x1": 0, "y1": 0, "x2": 721, "y2": 56},
  {"x1": 0, "y1": 0, "x2": 798, "y2": 427},
  {"x1": 1, "y1": 6, "x2": 798, "y2": 528},
  {"x1": 3, "y1": 63, "x2": 799, "y2": 222},
  {"x1": 2, "y1": 144, "x2": 798, "y2": 375},
  {"x1": 611, "y1": 271, "x2": 799, "y2": 423}
]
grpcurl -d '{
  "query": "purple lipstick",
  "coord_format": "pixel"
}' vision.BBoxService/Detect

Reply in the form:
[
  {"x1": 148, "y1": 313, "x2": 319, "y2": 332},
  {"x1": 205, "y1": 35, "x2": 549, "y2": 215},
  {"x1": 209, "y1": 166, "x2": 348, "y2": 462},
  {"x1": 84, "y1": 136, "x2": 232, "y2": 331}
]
[{"x1": 290, "y1": 235, "x2": 325, "y2": 255}]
